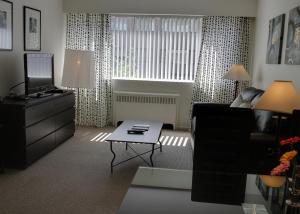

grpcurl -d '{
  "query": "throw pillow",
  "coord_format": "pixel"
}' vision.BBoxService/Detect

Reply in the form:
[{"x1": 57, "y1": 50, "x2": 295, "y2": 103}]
[
  {"x1": 250, "y1": 92, "x2": 264, "y2": 108},
  {"x1": 230, "y1": 94, "x2": 251, "y2": 108},
  {"x1": 240, "y1": 87, "x2": 264, "y2": 102},
  {"x1": 239, "y1": 102, "x2": 251, "y2": 108}
]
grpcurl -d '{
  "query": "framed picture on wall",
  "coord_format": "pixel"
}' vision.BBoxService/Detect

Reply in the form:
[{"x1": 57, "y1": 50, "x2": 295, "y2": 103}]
[
  {"x1": 285, "y1": 6, "x2": 300, "y2": 65},
  {"x1": 24, "y1": 6, "x2": 41, "y2": 51},
  {"x1": 0, "y1": 0, "x2": 13, "y2": 50},
  {"x1": 266, "y1": 14, "x2": 285, "y2": 64}
]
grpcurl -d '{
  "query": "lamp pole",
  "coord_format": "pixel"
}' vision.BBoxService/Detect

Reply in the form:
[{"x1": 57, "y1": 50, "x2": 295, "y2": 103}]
[
  {"x1": 77, "y1": 88, "x2": 80, "y2": 126},
  {"x1": 234, "y1": 80, "x2": 239, "y2": 100}
]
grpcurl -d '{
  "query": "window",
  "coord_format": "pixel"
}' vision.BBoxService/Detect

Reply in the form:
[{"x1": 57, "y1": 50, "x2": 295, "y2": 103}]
[{"x1": 112, "y1": 15, "x2": 202, "y2": 81}]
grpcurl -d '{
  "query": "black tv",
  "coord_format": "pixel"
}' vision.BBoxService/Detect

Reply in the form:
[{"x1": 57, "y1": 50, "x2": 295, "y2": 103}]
[{"x1": 24, "y1": 53, "x2": 54, "y2": 95}]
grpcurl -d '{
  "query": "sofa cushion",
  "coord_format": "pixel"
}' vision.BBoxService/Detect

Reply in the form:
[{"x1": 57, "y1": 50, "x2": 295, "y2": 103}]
[
  {"x1": 250, "y1": 92, "x2": 263, "y2": 108},
  {"x1": 230, "y1": 87, "x2": 263, "y2": 108},
  {"x1": 230, "y1": 96, "x2": 251, "y2": 108},
  {"x1": 240, "y1": 87, "x2": 264, "y2": 102}
]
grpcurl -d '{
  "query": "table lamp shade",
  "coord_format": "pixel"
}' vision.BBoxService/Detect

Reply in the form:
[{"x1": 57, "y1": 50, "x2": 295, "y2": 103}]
[
  {"x1": 62, "y1": 49, "x2": 95, "y2": 89},
  {"x1": 223, "y1": 64, "x2": 250, "y2": 81},
  {"x1": 255, "y1": 80, "x2": 300, "y2": 114}
]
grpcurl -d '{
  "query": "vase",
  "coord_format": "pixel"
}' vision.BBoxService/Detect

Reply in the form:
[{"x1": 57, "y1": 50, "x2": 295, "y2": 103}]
[{"x1": 259, "y1": 175, "x2": 286, "y2": 188}]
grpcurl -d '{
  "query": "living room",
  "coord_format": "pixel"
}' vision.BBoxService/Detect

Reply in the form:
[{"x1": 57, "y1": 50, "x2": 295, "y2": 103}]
[{"x1": 1, "y1": 0, "x2": 300, "y2": 213}]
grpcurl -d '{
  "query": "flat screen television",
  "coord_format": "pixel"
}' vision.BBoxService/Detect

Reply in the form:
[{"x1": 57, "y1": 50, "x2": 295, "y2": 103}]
[{"x1": 24, "y1": 53, "x2": 54, "y2": 95}]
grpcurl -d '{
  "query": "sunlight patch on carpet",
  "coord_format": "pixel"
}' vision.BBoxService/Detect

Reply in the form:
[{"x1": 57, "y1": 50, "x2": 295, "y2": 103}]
[{"x1": 90, "y1": 132, "x2": 190, "y2": 147}]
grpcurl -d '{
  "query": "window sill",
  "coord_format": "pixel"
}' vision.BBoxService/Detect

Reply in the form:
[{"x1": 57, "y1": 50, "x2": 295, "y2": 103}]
[{"x1": 112, "y1": 77, "x2": 194, "y2": 84}]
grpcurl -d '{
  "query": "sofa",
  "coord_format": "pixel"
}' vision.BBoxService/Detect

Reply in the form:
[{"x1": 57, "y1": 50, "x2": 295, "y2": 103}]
[
  {"x1": 191, "y1": 87, "x2": 299, "y2": 174},
  {"x1": 191, "y1": 87, "x2": 275, "y2": 148},
  {"x1": 191, "y1": 87, "x2": 300, "y2": 205}
]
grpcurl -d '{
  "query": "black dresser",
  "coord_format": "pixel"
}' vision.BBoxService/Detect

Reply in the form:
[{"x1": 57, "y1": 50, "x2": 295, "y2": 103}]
[
  {"x1": 0, "y1": 123, "x2": 3, "y2": 172},
  {"x1": 0, "y1": 91, "x2": 75, "y2": 169}
]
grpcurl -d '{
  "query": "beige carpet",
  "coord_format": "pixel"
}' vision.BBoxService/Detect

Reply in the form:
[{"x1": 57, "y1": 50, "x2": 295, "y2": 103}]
[{"x1": 0, "y1": 126, "x2": 193, "y2": 214}]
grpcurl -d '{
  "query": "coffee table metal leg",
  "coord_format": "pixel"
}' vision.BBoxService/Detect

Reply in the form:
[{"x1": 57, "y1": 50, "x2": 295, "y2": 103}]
[
  {"x1": 110, "y1": 141, "x2": 116, "y2": 174},
  {"x1": 126, "y1": 142, "x2": 128, "y2": 150},
  {"x1": 150, "y1": 144, "x2": 154, "y2": 167},
  {"x1": 159, "y1": 131, "x2": 162, "y2": 152},
  {"x1": 159, "y1": 140, "x2": 162, "y2": 152}
]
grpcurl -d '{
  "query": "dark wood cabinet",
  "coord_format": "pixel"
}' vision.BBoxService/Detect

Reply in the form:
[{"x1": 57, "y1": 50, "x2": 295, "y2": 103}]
[
  {"x1": 0, "y1": 123, "x2": 3, "y2": 172},
  {"x1": 0, "y1": 91, "x2": 75, "y2": 169}
]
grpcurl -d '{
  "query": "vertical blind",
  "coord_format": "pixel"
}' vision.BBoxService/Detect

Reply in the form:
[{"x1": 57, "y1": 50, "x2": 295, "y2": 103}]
[{"x1": 111, "y1": 16, "x2": 203, "y2": 81}]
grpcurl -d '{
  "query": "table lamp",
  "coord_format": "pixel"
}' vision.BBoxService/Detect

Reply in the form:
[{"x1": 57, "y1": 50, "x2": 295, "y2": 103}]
[
  {"x1": 255, "y1": 80, "x2": 300, "y2": 114},
  {"x1": 255, "y1": 80, "x2": 300, "y2": 142},
  {"x1": 61, "y1": 49, "x2": 95, "y2": 124},
  {"x1": 223, "y1": 64, "x2": 251, "y2": 99},
  {"x1": 255, "y1": 80, "x2": 300, "y2": 192}
]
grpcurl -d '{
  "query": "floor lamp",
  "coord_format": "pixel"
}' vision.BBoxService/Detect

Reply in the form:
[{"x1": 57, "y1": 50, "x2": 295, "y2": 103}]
[
  {"x1": 61, "y1": 49, "x2": 95, "y2": 125},
  {"x1": 223, "y1": 64, "x2": 251, "y2": 100},
  {"x1": 255, "y1": 80, "x2": 300, "y2": 143}
]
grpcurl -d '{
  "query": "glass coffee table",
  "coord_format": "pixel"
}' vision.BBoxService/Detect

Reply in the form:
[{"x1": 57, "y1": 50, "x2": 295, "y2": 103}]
[
  {"x1": 106, "y1": 120, "x2": 163, "y2": 173},
  {"x1": 118, "y1": 167, "x2": 270, "y2": 214}
]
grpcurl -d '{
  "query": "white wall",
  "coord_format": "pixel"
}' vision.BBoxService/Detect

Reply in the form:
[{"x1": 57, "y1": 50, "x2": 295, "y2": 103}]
[
  {"x1": 63, "y1": 0, "x2": 257, "y2": 17},
  {"x1": 0, "y1": 0, "x2": 65, "y2": 97},
  {"x1": 252, "y1": 0, "x2": 300, "y2": 91}
]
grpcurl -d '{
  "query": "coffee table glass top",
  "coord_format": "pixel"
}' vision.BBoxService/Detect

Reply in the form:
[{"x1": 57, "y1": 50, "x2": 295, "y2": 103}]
[
  {"x1": 105, "y1": 120, "x2": 163, "y2": 144},
  {"x1": 132, "y1": 167, "x2": 192, "y2": 190},
  {"x1": 133, "y1": 167, "x2": 269, "y2": 213},
  {"x1": 118, "y1": 167, "x2": 270, "y2": 214}
]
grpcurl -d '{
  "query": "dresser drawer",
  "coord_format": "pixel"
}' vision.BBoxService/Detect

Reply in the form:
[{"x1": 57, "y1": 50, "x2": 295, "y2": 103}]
[
  {"x1": 25, "y1": 101, "x2": 55, "y2": 126},
  {"x1": 26, "y1": 133, "x2": 56, "y2": 166},
  {"x1": 53, "y1": 94, "x2": 75, "y2": 114},
  {"x1": 55, "y1": 122, "x2": 75, "y2": 146},
  {"x1": 26, "y1": 117, "x2": 55, "y2": 145},
  {"x1": 55, "y1": 108, "x2": 75, "y2": 130}
]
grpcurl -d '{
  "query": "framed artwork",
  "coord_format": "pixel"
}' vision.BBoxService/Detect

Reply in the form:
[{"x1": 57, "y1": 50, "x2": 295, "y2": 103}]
[
  {"x1": 266, "y1": 14, "x2": 285, "y2": 64},
  {"x1": 24, "y1": 6, "x2": 41, "y2": 51},
  {"x1": 285, "y1": 6, "x2": 300, "y2": 65},
  {"x1": 0, "y1": 0, "x2": 13, "y2": 50}
]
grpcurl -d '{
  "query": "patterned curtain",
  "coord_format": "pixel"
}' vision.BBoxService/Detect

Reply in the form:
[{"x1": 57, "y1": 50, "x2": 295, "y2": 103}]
[
  {"x1": 66, "y1": 14, "x2": 112, "y2": 127},
  {"x1": 192, "y1": 16, "x2": 251, "y2": 104}
]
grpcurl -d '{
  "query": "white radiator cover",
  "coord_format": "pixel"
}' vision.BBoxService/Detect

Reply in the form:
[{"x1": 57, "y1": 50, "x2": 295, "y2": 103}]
[{"x1": 113, "y1": 91, "x2": 180, "y2": 128}]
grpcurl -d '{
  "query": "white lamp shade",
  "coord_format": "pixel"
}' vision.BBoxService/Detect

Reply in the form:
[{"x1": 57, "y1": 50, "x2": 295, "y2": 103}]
[
  {"x1": 223, "y1": 64, "x2": 250, "y2": 81},
  {"x1": 255, "y1": 80, "x2": 300, "y2": 114},
  {"x1": 62, "y1": 49, "x2": 95, "y2": 89}
]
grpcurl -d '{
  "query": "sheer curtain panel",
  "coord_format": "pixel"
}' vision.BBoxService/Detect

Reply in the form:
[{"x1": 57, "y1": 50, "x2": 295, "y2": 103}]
[
  {"x1": 192, "y1": 16, "x2": 251, "y2": 104},
  {"x1": 66, "y1": 14, "x2": 112, "y2": 127}
]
